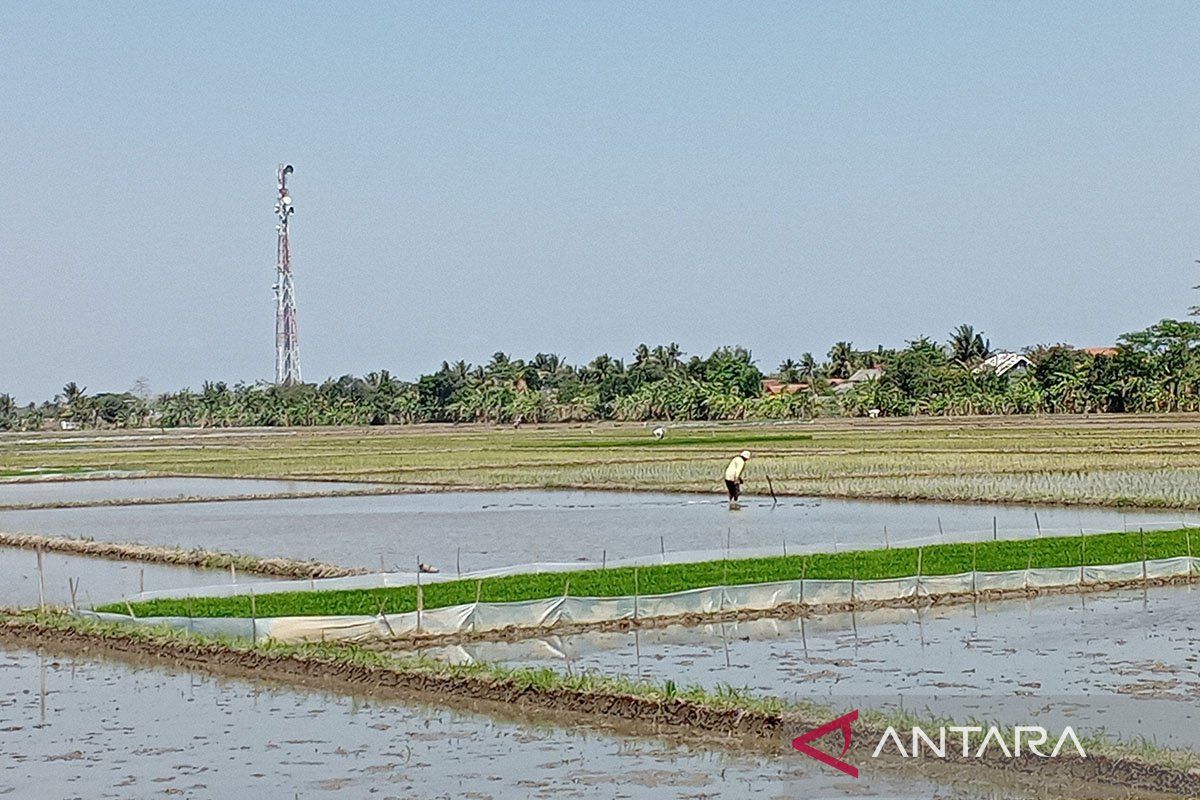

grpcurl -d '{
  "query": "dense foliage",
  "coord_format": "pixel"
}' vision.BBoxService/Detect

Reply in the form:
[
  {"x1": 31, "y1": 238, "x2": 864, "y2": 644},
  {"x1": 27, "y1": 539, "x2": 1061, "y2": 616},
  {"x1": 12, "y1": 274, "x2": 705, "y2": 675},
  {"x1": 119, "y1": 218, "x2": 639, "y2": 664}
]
[{"x1": 5, "y1": 320, "x2": 1200, "y2": 430}]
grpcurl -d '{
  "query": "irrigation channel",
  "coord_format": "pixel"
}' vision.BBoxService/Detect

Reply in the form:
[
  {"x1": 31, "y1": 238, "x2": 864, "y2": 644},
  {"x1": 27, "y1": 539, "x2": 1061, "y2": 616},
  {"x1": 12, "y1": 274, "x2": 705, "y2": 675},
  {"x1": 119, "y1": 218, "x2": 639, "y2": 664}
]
[
  {"x1": 0, "y1": 642, "x2": 1018, "y2": 799},
  {"x1": 410, "y1": 584, "x2": 1200, "y2": 751},
  {"x1": 1, "y1": 480, "x2": 1196, "y2": 574}
]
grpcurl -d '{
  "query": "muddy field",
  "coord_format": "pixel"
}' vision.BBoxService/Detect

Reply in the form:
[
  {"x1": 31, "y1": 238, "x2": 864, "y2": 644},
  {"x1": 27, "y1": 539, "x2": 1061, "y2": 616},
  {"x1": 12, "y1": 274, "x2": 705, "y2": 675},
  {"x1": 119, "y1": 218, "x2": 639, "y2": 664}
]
[
  {"x1": 0, "y1": 641, "x2": 1011, "y2": 799},
  {"x1": 413, "y1": 584, "x2": 1200, "y2": 751}
]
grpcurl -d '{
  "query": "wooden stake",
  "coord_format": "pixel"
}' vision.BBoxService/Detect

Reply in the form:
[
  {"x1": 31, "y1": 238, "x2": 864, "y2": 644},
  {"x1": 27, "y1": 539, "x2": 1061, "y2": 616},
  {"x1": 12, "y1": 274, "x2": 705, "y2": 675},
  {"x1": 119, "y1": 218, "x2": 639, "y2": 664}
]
[
  {"x1": 992, "y1": 516, "x2": 998, "y2": 541},
  {"x1": 937, "y1": 517, "x2": 944, "y2": 541},
  {"x1": 601, "y1": 549, "x2": 606, "y2": 569},
  {"x1": 139, "y1": 567, "x2": 144, "y2": 595},
  {"x1": 416, "y1": 570, "x2": 424, "y2": 633},
  {"x1": 1034, "y1": 512, "x2": 1042, "y2": 538},
  {"x1": 660, "y1": 535, "x2": 665, "y2": 560},
  {"x1": 633, "y1": 567, "x2": 640, "y2": 620},
  {"x1": 1079, "y1": 530, "x2": 1085, "y2": 586},
  {"x1": 765, "y1": 473, "x2": 778, "y2": 506},
  {"x1": 1025, "y1": 545, "x2": 1032, "y2": 591},
  {"x1": 971, "y1": 544, "x2": 978, "y2": 597},
  {"x1": 456, "y1": 547, "x2": 461, "y2": 578},
  {"x1": 884, "y1": 525, "x2": 889, "y2": 549},
  {"x1": 1140, "y1": 528, "x2": 1148, "y2": 586},
  {"x1": 36, "y1": 549, "x2": 45, "y2": 612}
]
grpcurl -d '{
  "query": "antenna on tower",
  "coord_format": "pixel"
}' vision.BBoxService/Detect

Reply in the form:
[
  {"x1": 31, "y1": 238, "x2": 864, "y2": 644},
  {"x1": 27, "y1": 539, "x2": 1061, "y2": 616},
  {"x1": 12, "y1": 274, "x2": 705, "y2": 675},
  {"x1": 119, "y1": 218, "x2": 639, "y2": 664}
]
[{"x1": 274, "y1": 163, "x2": 302, "y2": 386}]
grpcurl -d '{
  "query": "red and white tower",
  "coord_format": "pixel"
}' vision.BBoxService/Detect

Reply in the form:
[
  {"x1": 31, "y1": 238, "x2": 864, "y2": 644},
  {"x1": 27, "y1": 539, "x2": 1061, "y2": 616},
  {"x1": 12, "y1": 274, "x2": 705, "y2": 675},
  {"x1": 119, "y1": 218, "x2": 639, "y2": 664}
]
[{"x1": 274, "y1": 164, "x2": 302, "y2": 386}]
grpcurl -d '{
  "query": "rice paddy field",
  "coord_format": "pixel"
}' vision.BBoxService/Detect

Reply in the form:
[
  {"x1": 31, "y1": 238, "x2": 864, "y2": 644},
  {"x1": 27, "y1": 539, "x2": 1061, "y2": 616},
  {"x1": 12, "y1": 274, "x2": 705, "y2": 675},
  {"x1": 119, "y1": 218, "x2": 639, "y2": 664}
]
[
  {"x1": 6, "y1": 414, "x2": 1200, "y2": 508},
  {"x1": 9, "y1": 415, "x2": 1200, "y2": 797}
]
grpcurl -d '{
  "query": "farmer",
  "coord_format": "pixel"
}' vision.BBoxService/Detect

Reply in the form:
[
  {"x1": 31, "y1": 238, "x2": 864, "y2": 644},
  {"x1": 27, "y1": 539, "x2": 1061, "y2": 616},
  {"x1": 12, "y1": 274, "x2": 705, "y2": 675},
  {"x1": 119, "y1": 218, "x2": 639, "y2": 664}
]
[{"x1": 724, "y1": 450, "x2": 751, "y2": 506}]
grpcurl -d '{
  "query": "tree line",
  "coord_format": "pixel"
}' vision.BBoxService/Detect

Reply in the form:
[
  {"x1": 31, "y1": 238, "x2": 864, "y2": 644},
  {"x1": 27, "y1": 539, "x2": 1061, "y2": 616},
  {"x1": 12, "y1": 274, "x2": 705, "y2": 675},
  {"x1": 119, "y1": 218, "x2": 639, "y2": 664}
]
[{"x1": 4, "y1": 319, "x2": 1200, "y2": 430}]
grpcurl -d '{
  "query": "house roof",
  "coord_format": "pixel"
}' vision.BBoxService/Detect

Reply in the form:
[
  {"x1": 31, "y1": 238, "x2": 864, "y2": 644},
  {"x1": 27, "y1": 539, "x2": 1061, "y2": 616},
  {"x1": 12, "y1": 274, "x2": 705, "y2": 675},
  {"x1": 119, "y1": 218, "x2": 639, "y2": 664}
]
[
  {"x1": 846, "y1": 367, "x2": 883, "y2": 383},
  {"x1": 761, "y1": 379, "x2": 808, "y2": 395},
  {"x1": 974, "y1": 352, "x2": 1032, "y2": 376},
  {"x1": 1080, "y1": 347, "x2": 1118, "y2": 357}
]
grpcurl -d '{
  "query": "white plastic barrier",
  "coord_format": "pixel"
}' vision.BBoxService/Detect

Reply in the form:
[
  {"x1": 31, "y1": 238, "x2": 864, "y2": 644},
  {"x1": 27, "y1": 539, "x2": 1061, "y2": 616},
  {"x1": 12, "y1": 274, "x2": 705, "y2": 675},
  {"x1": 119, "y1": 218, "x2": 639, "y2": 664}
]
[{"x1": 78, "y1": 555, "x2": 1200, "y2": 645}]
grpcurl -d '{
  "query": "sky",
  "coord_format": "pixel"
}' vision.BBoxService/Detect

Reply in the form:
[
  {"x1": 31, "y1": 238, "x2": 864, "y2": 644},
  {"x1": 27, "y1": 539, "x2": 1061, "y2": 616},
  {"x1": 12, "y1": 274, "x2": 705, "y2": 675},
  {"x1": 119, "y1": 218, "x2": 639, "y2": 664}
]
[{"x1": 2, "y1": 2, "x2": 1198, "y2": 403}]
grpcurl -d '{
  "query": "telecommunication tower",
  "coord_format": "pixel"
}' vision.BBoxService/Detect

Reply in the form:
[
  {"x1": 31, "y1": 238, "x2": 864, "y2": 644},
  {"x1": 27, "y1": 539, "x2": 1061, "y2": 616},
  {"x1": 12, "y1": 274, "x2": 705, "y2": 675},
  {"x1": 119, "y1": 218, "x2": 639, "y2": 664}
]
[{"x1": 274, "y1": 164, "x2": 302, "y2": 386}]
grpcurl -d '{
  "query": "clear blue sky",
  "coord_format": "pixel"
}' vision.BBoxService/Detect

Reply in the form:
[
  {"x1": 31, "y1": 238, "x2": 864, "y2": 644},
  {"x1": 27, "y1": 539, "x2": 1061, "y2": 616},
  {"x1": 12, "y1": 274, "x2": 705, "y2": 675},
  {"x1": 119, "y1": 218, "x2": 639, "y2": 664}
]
[{"x1": 2, "y1": 2, "x2": 1197, "y2": 403}]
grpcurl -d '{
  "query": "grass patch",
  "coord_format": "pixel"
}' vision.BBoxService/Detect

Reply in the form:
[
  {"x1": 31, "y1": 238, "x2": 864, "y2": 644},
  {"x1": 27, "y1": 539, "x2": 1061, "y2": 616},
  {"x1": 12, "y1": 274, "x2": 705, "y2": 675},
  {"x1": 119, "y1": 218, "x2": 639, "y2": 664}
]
[{"x1": 100, "y1": 526, "x2": 1199, "y2": 619}]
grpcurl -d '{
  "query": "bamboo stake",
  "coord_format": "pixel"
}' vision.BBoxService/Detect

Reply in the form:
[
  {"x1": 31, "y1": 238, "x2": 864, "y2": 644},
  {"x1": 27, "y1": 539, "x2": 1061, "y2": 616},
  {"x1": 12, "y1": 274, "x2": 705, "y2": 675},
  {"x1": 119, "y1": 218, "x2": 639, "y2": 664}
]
[
  {"x1": 799, "y1": 557, "x2": 806, "y2": 603},
  {"x1": 1025, "y1": 544, "x2": 1032, "y2": 591},
  {"x1": 123, "y1": 599, "x2": 137, "y2": 618},
  {"x1": 1188, "y1": 530, "x2": 1194, "y2": 578},
  {"x1": 915, "y1": 547, "x2": 923, "y2": 597},
  {"x1": 378, "y1": 599, "x2": 396, "y2": 637},
  {"x1": 1079, "y1": 529, "x2": 1086, "y2": 586},
  {"x1": 601, "y1": 549, "x2": 606, "y2": 569},
  {"x1": 1141, "y1": 528, "x2": 1148, "y2": 587},
  {"x1": 660, "y1": 535, "x2": 665, "y2": 560},
  {"x1": 765, "y1": 473, "x2": 778, "y2": 507},
  {"x1": 36, "y1": 549, "x2": 45, "y2": 612},
  {"x1": 633, "y1": 567, "x2": 640, "y2": 620},
  {"x1": 937, "y1": 517, "x2": 944, "y2": 541},
  {"x1": 229, "y1": 563, "x2": 236, "y2": 584},
  {"x1": 883, "y1": 525, "x2": 889, "y2": 549},
  {"x1": 992, "y1": 516, "x2": 998, "y2": 541},
  {"x1": 1034, "y1": 512, "x2": 1042, "y2": 538},
  {"x1": 250, "y1": 589, "x2": 257, "y2": 642},
  {"x1": 971, "y1": 543, "x2": 978, "y2": 598},
  {"x1": 139, "y1": 567, "x2": 144, "y2": 595},
  {"x1": 456, "y1": 547, "x2": 461, "y2": 578}
]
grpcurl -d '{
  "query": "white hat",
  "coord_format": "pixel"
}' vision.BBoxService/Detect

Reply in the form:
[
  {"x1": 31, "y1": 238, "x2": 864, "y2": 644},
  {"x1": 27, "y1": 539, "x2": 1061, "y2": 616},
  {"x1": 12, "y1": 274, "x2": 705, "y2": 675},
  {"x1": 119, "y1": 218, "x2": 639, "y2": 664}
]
[{"x1": 740, "y1": 450, "x2": 751, "y2": 460}]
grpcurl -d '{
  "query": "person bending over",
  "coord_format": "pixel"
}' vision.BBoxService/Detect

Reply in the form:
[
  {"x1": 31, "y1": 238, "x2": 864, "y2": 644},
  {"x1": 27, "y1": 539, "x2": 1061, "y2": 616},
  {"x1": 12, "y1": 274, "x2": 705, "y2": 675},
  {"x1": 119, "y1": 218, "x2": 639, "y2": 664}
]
[{"x1": 724, "y1": 450, "x2": 751, "y2": 507}]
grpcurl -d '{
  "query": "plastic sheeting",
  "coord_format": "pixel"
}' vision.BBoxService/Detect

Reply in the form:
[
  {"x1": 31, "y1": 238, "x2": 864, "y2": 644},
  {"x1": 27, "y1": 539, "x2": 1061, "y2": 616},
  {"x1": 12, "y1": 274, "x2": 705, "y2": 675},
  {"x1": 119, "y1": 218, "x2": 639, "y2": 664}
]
[{"x1": 80, "y1": 555, "x2": 1199, "y2": 645}]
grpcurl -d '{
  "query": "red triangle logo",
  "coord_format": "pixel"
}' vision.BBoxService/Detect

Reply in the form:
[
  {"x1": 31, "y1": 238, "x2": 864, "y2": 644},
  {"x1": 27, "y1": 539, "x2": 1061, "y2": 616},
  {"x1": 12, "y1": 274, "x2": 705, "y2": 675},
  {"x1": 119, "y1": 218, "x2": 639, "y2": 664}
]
[{"x1": 791, "y1": 709, "x2": 859, "y2": 778}]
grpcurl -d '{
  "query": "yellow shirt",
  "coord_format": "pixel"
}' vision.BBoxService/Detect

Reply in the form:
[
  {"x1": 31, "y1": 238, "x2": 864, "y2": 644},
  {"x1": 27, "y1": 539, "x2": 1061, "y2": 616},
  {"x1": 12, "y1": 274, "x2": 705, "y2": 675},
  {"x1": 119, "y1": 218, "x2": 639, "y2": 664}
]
[{"x1": 724, "y1": 455, "x2": 747, "y2": 483}]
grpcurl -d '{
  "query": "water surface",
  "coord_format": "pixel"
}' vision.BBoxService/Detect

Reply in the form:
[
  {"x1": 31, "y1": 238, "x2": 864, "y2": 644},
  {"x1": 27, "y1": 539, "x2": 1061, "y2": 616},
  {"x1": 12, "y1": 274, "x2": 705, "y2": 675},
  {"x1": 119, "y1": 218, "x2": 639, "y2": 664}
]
[
  {"x1": 421, "y1": 585, "x2": 1200, "y2": 750},
  {"x1": 0, "y1": 645, "x2": 992, "y2": 799},
  {"x1": 0, "y1": 488, "x2": 1192, "y2": 573}
]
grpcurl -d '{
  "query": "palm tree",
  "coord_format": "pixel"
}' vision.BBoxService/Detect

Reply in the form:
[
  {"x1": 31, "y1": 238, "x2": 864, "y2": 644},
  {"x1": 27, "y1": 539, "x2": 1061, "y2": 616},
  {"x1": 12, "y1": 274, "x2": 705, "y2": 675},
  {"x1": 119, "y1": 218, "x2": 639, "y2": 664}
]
[
  {"x1": 828, "y1": 342, "x2": 855, "y2": 379},
  {"x1": 799, "y1": 352, "x2": 818, "y2": 380},
  {"x1": 949, "y1": 324, "x2": 991, "y2": 366},
  {"x1": 777, "y1": 359, "x2": 801, "y2": 383}
]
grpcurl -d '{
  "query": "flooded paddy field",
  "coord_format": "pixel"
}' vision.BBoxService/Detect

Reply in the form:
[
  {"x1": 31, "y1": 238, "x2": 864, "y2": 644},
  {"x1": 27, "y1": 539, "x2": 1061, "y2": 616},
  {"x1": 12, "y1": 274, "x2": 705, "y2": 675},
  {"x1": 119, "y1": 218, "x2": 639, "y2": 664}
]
[
  {"x1": 0, "y1": 547, "x2": 265, "y2": 609},
  {"x1": 418, "y1": 585, "x2": 1200, "y2": 751},
  {"x1": 0, "y1": 484, "x2": 1193, "y2": 573},
  {"x1": 0, "y1": 644, "x2": 1005, "y2": 800},
  {"x1": 0, "y1": 477, "x2": 380, "y2": 507}
]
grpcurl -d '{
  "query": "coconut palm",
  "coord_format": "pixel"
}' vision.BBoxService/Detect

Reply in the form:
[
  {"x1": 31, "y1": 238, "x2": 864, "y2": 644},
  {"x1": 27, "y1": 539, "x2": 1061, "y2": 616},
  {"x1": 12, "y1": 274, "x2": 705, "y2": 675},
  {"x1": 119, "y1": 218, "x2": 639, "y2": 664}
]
[{"x1": 949, "y1": 324, "x2": 991, "y2": 366}]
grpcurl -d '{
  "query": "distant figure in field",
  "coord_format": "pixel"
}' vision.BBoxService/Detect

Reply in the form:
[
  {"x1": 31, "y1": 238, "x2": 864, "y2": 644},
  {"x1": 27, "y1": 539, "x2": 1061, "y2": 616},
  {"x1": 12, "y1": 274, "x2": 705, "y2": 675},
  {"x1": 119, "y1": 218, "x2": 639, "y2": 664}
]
[
  {"x1": 724, "y1": 450, "x2": 751, "y2": 507},
  {"x1": 652, "y1": 426, "x2": 665, "y2": 440}
]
